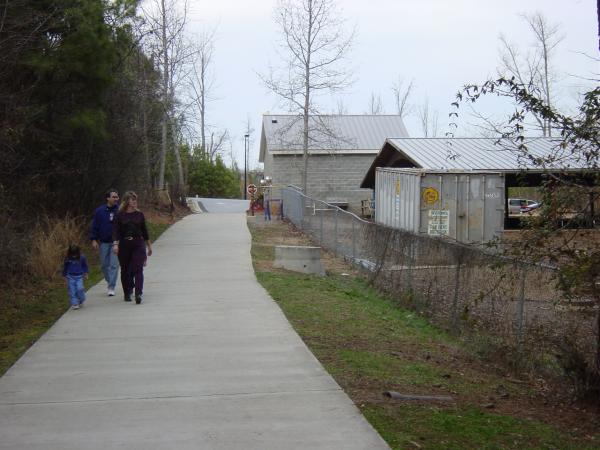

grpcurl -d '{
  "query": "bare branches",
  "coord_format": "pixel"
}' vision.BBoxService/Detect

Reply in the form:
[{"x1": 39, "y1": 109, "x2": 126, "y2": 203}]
[
  {"x1": 264, "y1": 0, "x2": 355, "y2": 194},
  {"x1": 417, "y1": 97, "x2": 439, "y2": 137},
  {"x1": 497, "y1": 12, "x2": 563, "y2": 136},
  {"x1": 391, "y1": 76, "x2": 414, "y2": 118},
  {"x1": 188, "y1": 27, "x2": 217, "y2": 152},
  {"x1": 140, "y1": 0, "x2": 196, "y2": 192},
  {"x1": 367, "y1": 92, "x2": 384, "y2": 115}
]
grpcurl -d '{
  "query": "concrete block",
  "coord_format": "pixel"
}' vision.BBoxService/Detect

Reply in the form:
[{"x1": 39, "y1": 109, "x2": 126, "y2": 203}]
[
  {"x1": 274, "y1": 245, "x2": 326, "y2": 276},
  {"x1": 185, "y1": 198, "x2": 203, "y2": 213}
]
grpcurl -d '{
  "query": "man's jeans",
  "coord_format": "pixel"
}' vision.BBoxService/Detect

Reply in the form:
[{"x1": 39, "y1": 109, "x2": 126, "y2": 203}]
[
  {"x1": 99, "y1": 242, "x2": 119, "y2": 289},
  {"x1": 66, "y1": 275, "x2": 85, "y2": 306}
]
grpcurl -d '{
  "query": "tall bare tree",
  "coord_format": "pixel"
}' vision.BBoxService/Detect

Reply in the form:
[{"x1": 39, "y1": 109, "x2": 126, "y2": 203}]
[
  {"x1": 262, "y1": 0, "x2": 354, "y2": 195},
  {"x1": 391, "y1": 75, "x2": 414, "y2": 118},
  {"x1": 334, "y1": 98, "x2": 349, "y2": 115},
  {"x1": 206, "y1": 129, "x2": 229, "y2": 162},
  {"x1": 190, "y1": 28, "x2": 216, "y2": 154},
  {"x1": 417, "y1": 98, "x2": 439, "y2": 137},
  {"x1": 142, "y1": 0, "x2": 194, "y2": 193},
  {"x1": 497, "y1": 12, "x2": 563, "y2": 136},
  {"x1": 367, "y1": 92, "x2": 384, "y2": 115}
]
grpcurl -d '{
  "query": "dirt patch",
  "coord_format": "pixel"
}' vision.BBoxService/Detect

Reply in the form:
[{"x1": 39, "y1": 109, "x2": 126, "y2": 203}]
[
  {"x1": 249, "y1": 217, "x2": 361, "y2": 275},
  {"x1": 142, "y1": 201, "x2": 191, "y2": 224}
]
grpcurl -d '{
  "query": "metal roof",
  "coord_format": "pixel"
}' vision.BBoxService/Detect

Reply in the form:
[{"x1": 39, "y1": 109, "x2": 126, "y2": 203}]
[
  {"x1": 361, "y1": 137, "x2": 593, "y2": 188},
  {"x1": 388, "y1": 137, "x2": 589, "y2": 170},
  {"x1": 259, "y1": 114, "x2": 409, "y2": 161}
]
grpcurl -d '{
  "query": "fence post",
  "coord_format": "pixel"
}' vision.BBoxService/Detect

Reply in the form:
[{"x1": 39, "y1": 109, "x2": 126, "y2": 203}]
[
  {"x1": 334, "y1": 207, "x2": 339, "y2": 255},
  {"x1": 298, "y1": 194, "x2": 303, "y2": 227},
  {"x1": 517, "y1": 263, "x2": 527, "y2": 346},
  {"x1": 352, "y1": 218, "x2": 356, "y2": 261},
  {"x1": 320, "y1": 207, "x2": 324, "y2": 245},
  {"x1": 451, "y1": 257, "x2": 462, "y2": 333},
  {"x1": 406, "y1": 241, "x2": 414, "y2": 307}
]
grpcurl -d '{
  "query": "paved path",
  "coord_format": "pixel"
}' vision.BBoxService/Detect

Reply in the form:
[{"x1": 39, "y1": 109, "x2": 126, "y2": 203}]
[
  {"x1": 0, "y1": 214, "x2": 388, "y2": 449},
  {"x1": 190, "y1": 197, "x2": 250, "y2": 213}
]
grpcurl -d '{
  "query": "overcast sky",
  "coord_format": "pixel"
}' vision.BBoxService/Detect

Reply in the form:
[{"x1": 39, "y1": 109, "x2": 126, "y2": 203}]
[{"x1": 185, "y1": 0, "x2": 598, "y2": 168}]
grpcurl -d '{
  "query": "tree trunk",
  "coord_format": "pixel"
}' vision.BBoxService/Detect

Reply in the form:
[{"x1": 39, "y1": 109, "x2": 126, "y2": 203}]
[
  {"x1": 158, "y1": 114, "x2": 167, "y2": 189},
  {"x1": 302, "y1": 1, "x2": 313, "y2": 195},
  {"x1": 596, "y1": 305, "x2": 600, "y2": 372},
  {"x1": 200, "y1": 53, "x2": 206, "y2": 153},
  {"x1": 542, "y1": 35, "x2": 551, "y2": 137},
  {"x1": 157, "y1": 0, "x2": 169, "y2": 189},
  {"x1": 141, "y1": 99, "x2": 152, "y2": 190},
  {"x1": 139, "y1": 55, "x2": 152, "y2": 192},
  {"x1": 171, "y1": 127, "x2": 185, "y2": 197}
]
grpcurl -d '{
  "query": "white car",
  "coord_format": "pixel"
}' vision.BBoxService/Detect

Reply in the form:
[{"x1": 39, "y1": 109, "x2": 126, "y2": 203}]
[{"x1": 508, "y1": 198, "x2": 539, "y2": 215}]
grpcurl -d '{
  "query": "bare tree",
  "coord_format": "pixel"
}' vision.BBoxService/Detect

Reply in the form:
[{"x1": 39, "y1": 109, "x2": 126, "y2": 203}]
[
  {"x1": 189, "y1": 28, "x2": 217, "y2": 153},
  {"x1": 497, "y1": 12, "x2": 563, "y2": 136},
  {"x1": 261, "y1": 0, "x2": 355, "y2": 194},
  {"x1": 244, "y1": 116, "x2": 255, "y2": 168},
  {"x1": 417, "y1": 98, "x2": 439, "y2": 137},
  {"x1": 334, "y1": 98, "x2": 348, "y2": 115},
  {"x1": 142, "y1": 0, "x2": 195, "y2": 193},
  {"x1": 391, "y1": 76, "x2": 414, "y2": 118},
  {"x1": 367, "y1": 92, "x2": 384, "y2": 115},
  {"x1": 206, "y1": 129, "x2": 229, "y2": 162}
]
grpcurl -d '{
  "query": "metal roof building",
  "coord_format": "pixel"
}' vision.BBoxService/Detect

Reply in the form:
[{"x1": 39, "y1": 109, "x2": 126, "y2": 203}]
[
  {"x1": 259, "y1": 114, "x2": 409, "y2": 212},
  {"x1": 259, "y1": 115, "x2": 409, "y2": 159},
  {"x1": 361, "y1": 137, "x2": 597, "y2": 240},
  {"x1": 361, "y1": 137, "x2": 590, "y2": 188}
]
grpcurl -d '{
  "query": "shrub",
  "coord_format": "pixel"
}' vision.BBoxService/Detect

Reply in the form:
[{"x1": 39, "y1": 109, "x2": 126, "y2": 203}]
[
  {"x1": 28, "y1": 215, "x2": 86, "y2": 280},
  {"x1": 0, "y1": 217, "x2": 30, "y2": 285}
]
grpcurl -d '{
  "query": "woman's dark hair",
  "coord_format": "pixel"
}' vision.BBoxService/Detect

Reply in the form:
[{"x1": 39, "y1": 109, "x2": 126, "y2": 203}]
[{"x1": 66, "y1": 244, "x2": 81, "y2": 260}]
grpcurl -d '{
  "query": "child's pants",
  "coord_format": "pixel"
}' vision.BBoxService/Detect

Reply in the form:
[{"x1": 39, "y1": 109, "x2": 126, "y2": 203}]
[{"x1": 66, "y1": 275, "x2": 86, "y2": 306}]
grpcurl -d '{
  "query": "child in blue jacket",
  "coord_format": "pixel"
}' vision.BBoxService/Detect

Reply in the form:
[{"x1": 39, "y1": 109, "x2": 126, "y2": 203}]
[{"x1": 62, "y1": 244, "x2": 89, "y2": 310}]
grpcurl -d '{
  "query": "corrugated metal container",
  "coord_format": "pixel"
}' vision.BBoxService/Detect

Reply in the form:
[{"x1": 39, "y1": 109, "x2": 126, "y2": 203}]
[{"x1": 375, "y1": 168, "x2": 505, "y2": 244}]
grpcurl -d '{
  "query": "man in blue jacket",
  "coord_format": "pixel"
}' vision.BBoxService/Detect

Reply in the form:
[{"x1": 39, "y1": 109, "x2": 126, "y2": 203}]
[{"x1": 90, "y1": 189, "x2": 120, "y2": 296}]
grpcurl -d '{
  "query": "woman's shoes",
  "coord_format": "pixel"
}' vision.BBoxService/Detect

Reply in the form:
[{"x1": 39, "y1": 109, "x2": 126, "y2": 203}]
[{"x1": 123, "y1": 293, "x2": 142, "y2": 303}]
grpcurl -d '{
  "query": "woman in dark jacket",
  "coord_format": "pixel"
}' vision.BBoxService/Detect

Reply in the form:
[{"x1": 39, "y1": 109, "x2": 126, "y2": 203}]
[{"x1": 112, "y1": 191, "x2": 153, "y2": 304}]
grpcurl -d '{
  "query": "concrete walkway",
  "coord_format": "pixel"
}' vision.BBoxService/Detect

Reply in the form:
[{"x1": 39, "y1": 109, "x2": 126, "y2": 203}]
[{"x1": 0, "y1": 214, "x2": 389, "y2": 449}]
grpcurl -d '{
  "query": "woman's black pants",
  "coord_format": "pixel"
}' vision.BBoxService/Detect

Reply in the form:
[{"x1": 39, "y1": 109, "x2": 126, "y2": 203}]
[{"x1": 118, "y1": 238, "x2": 146, "y2": 297}]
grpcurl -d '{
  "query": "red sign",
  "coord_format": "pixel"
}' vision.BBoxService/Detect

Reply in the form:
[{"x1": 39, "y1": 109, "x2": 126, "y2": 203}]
[{"x1": 247, "y1": 184, "x2": 257, "y2": 195}]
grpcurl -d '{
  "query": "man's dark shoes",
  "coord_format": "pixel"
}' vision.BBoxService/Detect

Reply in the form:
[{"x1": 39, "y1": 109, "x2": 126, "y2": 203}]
[
  {"x1": 124, "y1": 295, "x2": 132, "y2": 302},
  {"x1": 135, "y1": 295, "x2": 142, "y2": 304}
]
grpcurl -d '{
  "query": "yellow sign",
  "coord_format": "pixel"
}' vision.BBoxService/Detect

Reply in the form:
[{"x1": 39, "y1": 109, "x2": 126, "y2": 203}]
[
  {"x1": 395, "y1": 180, "x2": 401, "y2": 195},
  {"x1": 422, "y1": 187, "x2": 439, "y2": 205}
]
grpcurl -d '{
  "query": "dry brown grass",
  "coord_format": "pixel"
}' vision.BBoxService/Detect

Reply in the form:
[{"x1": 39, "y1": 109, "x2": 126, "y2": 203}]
[{"x1": 27, "y1": 214, "x2": 86, "y2": 280}]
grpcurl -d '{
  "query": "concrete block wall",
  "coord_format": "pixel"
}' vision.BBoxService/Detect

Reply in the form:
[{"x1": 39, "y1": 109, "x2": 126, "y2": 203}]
[{"x1": 266, "y1": 153, "x2": 375, "y2": 212}]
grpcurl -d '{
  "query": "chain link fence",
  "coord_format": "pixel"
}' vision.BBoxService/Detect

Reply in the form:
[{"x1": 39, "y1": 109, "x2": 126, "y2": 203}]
[{"x1": 281, "y1": 186, "x2": 599, "y2": 388}]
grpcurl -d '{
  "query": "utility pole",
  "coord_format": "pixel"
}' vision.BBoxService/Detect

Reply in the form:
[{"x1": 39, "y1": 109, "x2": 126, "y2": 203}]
[{"x1": 244, "y1": 133, "x2": 249, "y2": 199}]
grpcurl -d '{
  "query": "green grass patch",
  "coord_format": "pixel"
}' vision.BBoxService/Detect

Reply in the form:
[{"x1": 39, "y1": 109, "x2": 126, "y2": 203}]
[
  {"x1": 249, "y1": 221, "x2": 599, "y2": 449},
  {"x1": 147, "y1": 221, "x2": 170, "y2": 242},
  {"x1": 251, "y1": 243, "x2": 275, "y2": 262},
  {"x1": 257, "y1": 271, "x2": 448, "y2": 346},
  {"x1": 363, "y1": 406, "x2": 591, "y2": 450},
  {"x1": 0, "y1": 218, "x2": 172, "y2": 376},
  {"x1": 339, "y1": 349, "x2": 448, "y2": 386}
]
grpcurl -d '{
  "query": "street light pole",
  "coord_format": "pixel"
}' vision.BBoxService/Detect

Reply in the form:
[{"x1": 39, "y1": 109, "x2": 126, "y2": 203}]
[{"x1": 244, "y1": 134, "x2": 249, "y2": 200}]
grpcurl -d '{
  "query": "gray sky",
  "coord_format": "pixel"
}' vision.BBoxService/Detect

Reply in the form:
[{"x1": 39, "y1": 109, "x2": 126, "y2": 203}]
[{"x1": 186, "y1": 0, "x2": 598, "y2": 168}]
